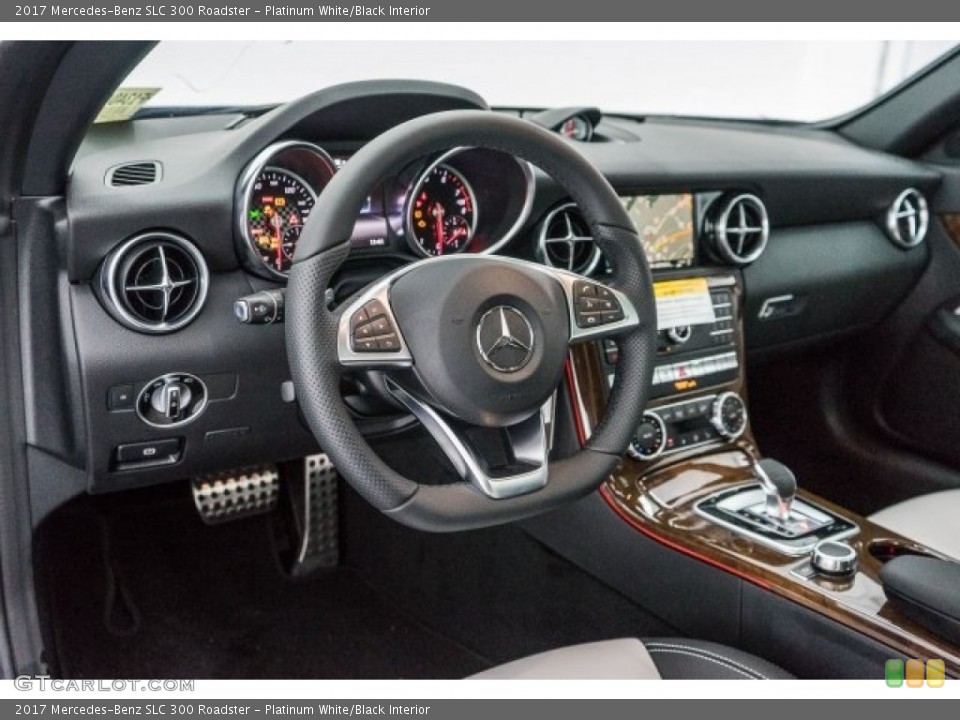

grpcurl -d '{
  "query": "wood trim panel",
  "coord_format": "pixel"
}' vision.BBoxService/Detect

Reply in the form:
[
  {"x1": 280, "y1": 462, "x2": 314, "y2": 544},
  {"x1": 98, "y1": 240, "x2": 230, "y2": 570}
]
[{"x1": 600, "y1": 452, "x2": 960, "y2": 675}]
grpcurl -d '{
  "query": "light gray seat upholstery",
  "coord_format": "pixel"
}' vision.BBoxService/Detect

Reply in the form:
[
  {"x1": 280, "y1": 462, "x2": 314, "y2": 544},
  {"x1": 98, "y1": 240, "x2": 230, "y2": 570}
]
[
  {"x1": 869, "y1": 489, "x2": 960, "y2": 560},
  {"x1": 469, "y1": 638, "x2": 792, "y2": 680}
]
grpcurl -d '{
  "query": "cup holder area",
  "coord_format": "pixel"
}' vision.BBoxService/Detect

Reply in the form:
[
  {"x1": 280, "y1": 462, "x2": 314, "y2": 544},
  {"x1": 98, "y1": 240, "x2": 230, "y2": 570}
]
[{"x1": 868, "y1": 539, "x2": 936, "y2": 564}]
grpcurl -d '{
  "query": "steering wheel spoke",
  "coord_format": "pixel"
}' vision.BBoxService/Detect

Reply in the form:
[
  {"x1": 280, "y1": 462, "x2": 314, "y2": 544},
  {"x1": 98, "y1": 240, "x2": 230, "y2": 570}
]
[
  {"x1": 385, "y1": 378, "x2": 552, "y2": 500},
  {"x1": 336, "y1": 278, "x2": 414, "y2": 369}
]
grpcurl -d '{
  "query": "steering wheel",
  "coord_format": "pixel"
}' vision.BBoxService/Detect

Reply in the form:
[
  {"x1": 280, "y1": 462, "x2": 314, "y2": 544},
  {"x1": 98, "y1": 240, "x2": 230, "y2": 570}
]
[{"x1": 286, "y1": 110, "x2": 656, "y2": 531}]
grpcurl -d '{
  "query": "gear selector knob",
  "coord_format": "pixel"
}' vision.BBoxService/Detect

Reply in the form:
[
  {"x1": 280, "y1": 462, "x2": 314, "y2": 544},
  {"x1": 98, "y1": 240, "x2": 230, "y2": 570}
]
[{"x1": 754, "y1": 458, "x2": 797, "y2": 522}]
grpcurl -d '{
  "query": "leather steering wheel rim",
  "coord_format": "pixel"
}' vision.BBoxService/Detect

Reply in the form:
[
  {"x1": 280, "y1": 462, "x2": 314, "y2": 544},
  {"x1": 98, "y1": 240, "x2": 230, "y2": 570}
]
[{"x1": 286, "y1": 110, "x2": 657, "y2": 532}]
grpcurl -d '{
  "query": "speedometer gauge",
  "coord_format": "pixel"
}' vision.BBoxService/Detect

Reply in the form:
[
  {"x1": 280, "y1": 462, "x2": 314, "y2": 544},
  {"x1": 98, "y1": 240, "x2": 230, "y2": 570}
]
[
  {"x1": 406, "y1": 164, "x2": 477, "y2": 257},
  {"x1": 236, "y1": 141, "x2": 335, "y2": 280},
  {"x1": 246, "y1": 168, "x2": 316, "y2": 275}
]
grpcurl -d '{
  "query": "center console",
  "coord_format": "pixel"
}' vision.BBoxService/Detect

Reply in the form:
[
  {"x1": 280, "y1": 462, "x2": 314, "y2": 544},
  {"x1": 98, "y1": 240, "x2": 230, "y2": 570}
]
[{"x1": 564, "y1": 265, "x2": 960, "y2": 677}]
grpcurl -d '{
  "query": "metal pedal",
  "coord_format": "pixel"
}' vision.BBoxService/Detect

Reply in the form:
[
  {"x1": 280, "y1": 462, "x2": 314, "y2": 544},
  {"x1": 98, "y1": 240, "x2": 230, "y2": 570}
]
[
  {"x1": 192, "y1": 464, "x2": 279, "y2": 524},
  {"x1": 286, "y1": 453, "x2": 340, "y2": 577}
]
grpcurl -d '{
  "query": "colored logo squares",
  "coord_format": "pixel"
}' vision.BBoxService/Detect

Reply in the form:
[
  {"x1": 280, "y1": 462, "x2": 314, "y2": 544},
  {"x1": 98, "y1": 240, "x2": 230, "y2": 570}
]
[{"x1": 885, "y1": 658, "x2": 946, "y2": 687}]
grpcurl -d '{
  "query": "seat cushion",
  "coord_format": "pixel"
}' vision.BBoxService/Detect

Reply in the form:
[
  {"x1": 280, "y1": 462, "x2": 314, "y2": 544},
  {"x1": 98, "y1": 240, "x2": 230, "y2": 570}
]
[
  {"x1": 643, "y1": 639, "x2": 792, "y2": 679},
  {"x1": 469, "y1": 638, "x2": 660, "y2": 679},
  {"x1": 469, "y1": 638, "x2": 791, "y2": 680},
  {"x1": 869, "y1": 490, "x2": 960, "y2": 560}
]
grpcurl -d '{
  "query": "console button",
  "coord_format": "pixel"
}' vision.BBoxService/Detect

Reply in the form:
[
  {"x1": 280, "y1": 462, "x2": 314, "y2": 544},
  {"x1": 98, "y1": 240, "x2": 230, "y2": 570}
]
[
  {"x1": 107, "y1": 384, "x2": 136, "y2": 411},
  {"x1": 115, "y1": 438, "x2": 181, "y2": 465}
]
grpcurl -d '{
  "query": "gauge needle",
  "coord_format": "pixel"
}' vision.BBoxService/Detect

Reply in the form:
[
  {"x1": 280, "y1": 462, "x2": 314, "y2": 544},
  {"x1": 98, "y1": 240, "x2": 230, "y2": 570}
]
[
  {"x1": 433, "y1": 202, "x2": 445, "y2": 256},
  {"x1": 272, "y1": 213, "x2": 283, "y2": 269}
]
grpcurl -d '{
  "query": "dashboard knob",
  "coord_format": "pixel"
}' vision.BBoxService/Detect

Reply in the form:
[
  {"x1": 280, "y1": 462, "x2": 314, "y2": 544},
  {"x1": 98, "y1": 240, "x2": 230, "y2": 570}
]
[
  {"x1": 628, "y1": 411, "x2": 668, "y2": 461},
  {"x1": 666, "y1": 325, "x2": 692, "y2": 345},
  {"x1": 710, "y1": 392, "x2": 747, "y2": 439},
  {"x1": 137, "y1": 373, "x2": 208, "y2": 428},
  {"x1": 811, "y1": 540, "x2": 858, "y2": 576},
  {"x1": 149, "y1": 380, "x2": 192, "y2": 421}
]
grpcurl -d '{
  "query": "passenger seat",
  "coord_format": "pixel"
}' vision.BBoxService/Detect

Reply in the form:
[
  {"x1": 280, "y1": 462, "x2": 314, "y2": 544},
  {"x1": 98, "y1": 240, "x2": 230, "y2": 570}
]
[{"x1": 870, "y1": 490, "x2": 960, "y2": 559}]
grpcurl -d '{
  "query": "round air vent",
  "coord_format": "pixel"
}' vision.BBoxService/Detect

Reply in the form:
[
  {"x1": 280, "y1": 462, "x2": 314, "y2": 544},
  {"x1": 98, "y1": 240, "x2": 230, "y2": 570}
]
[
  {"x1": 536, "y1": 203, "x2": 602, "y2": 275},
  {"x1": 99, "y1": 232, "x2": 209, "y2": 334},
  {"x1": 885, "y1": 188, "x2": 929, "y2": 249},
  {"x1": 708, "y1": 193, "x2": 770, "y2": 266}
]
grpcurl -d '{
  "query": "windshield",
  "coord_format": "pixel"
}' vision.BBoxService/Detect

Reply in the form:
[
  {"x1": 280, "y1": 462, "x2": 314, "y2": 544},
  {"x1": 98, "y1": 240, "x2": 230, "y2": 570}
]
[{"x1": 122, "y1": 41, "x2": 956, "y2": 123}]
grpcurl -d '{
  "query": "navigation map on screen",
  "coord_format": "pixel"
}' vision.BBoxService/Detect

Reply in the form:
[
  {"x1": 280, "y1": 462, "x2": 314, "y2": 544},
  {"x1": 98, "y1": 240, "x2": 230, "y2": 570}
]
[{"x1": 620, "y1": 194, "x2": 695, "y2": 269}]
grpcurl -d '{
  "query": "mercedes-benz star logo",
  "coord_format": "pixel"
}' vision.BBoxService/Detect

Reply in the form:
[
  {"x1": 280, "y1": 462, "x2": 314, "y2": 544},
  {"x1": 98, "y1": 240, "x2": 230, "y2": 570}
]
[{"x1": 476, "y1": 306, "x2": 535, "y2": 373}]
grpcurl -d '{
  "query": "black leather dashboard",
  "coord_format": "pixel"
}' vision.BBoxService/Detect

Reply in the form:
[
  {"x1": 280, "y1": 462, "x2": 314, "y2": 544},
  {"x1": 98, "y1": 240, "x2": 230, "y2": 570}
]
[{"x1": 50, "y1": 79, "x2": 942, "y2": 502}]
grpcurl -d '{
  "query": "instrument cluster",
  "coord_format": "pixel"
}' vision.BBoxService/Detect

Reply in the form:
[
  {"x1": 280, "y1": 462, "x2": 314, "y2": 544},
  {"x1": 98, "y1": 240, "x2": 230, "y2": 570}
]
[{"x1": 236, "y1": 142, "x2": 535, "y2": 281}]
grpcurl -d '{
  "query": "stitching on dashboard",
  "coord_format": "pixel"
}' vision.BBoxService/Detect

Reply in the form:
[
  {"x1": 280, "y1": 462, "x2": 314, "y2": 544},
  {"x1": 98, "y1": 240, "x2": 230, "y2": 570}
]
[{"x1": 645, "y1": 643, "x2": 768, "y2": 679}]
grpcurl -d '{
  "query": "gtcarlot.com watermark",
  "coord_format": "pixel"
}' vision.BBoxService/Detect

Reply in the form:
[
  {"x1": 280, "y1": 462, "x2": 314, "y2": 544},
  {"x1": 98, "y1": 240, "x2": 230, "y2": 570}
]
[{"x1": 15, "y1": 677, "x2": 195, "y2": 692}]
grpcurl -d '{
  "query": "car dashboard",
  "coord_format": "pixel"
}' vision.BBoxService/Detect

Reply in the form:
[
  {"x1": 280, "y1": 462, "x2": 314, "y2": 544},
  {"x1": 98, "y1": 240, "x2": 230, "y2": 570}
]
[{"x1": 45, "y1": 79, "x2": 939, "y2": 508}]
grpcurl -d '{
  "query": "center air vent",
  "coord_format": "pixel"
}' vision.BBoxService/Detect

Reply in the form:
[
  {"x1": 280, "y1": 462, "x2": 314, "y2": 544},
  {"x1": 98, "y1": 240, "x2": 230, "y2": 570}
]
[
  {"x1": 708, "y1": 193, "x2": 770, "y2": 266},
  {"x1": 885, "y1": 188, "x2": 929, "y2": 249},
  {"x1": 99, "y1": 232, "x2": 209, "y2": 334},
  {"x1": 106, "y1": 161, "x2": 162, "y2": 187},
  {"x1": 536, "y1": 203, "x2": 602, "y2": 275}
]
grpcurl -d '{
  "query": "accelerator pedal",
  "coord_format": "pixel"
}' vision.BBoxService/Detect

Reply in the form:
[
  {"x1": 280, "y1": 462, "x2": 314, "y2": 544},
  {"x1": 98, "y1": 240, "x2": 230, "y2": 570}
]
[
  {"x1": 192, "y1": 464, "x2": 280, "y2": 524},
  {"x1": 285, "y1": 453, "x2": 340, "y2": 577}
]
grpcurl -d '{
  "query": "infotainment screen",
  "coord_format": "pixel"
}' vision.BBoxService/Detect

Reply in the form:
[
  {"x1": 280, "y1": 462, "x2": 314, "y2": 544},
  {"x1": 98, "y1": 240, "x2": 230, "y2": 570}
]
[{"x1": 620, "y1": 194, "x2": 695, "y2": 269}]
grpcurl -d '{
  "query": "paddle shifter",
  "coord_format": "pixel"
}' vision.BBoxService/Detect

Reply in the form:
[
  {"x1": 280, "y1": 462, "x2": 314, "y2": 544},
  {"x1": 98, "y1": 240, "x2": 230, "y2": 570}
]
[{"x1": 754, "y1": 458, "x2": 797, "y2": 522}]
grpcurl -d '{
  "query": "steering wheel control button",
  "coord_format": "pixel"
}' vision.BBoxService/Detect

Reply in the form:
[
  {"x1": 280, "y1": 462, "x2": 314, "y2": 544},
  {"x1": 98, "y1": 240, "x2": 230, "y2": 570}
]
[
  {"x1": 476, "y1": 305, "x2": 536, "y2": 373},
  {"x1": 107, "y1": 384, "x2": 136, "y2": 411},
  {"x1": 376, "y1": 334, "x2": 401, "y2": 352},
  {"x1": 136, "y1": 373, "x2": 208, "y2": 428},
  {"x1": 350, "y1": 300, "x2": 401, "y2": 353},
  {"x1": 574, "y1": 280, "x2": 624, "y2": 329},
  {"x1": 115, "y1": 438, "x2": 182, "y2": 467},
  {"x1": 811, "y1": 540, "x2": 858, "y2": 577}
]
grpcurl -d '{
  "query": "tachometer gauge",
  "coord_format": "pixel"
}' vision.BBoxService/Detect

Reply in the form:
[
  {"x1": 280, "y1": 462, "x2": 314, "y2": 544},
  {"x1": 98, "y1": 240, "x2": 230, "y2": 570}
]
[
  {"x1": 246, "y1": 168, "x2": 316, "y2": 275},
  {"x1": 406, "y1": 164, "x2": 477, "y2": 257}
]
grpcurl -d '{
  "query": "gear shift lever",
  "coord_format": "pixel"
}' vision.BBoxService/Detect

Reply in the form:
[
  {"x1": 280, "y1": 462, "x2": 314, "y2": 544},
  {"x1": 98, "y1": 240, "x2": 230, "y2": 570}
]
[{"x1": 754, "y1": 458, "x2": 797, "y2": 522}]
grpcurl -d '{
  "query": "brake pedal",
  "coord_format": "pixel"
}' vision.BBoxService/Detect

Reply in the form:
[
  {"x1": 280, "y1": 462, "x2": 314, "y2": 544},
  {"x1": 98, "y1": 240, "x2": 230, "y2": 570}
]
[
  {"x1": 285, "y1": 453, "x2": 340, "y2": 577},
  {"x1": 192, "y1": 464, "x2": 280, "y2": 524}
]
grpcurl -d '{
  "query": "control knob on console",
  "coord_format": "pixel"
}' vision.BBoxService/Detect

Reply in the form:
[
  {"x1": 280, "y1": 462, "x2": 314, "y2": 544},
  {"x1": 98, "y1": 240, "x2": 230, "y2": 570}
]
[
  {"x1": 710, "y1": 391, "x2": 747, "y2": 439},
  {"x1": 137, "y1": 373, "x2": 208, "y2": 428},
  {"x1": 628, "y1": 411, "x2": 668, "y2": 461},
  {"x1": 666, "y1": 325, "x2": 692, "y2": 345},
  {"x1": 811, "y1": 540, "x2": 858, "y2": 577}
]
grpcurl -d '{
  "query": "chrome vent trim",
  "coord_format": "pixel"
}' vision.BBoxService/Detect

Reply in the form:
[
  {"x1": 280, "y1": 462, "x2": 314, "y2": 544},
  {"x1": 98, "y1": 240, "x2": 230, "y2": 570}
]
[
  {"x1": 106, "y1": 161, "x2": 162, "y2": 187},
  {"x1": 536, "y1": 202, "x2": 601, "y2": 275},
  {"x1": 99, "y1": 232, "x2": 209, "y2": 334},
  {"x1": 886, "y1": 188, "x2": 929, "y2": 249},
  {"x1": 710, "y1": 193, "x2": 770, "y2": 266}
]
